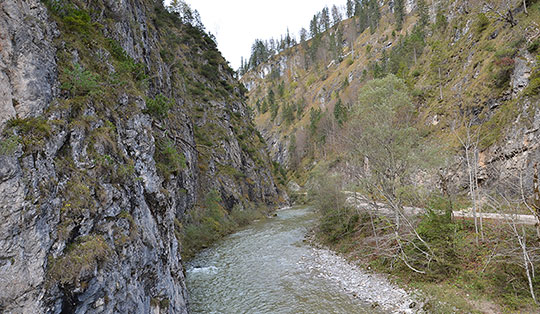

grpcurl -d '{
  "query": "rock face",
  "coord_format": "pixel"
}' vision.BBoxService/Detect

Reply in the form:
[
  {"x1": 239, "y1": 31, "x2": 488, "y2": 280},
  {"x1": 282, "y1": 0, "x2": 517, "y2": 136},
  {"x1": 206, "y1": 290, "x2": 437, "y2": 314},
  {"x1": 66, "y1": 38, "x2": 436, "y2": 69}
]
[
  {"x1": 0, "y1": 0, "x2": 58, "y2": 127},
  {"x1": 0, "y1": 0, "x2": 283, "y2": 313}
]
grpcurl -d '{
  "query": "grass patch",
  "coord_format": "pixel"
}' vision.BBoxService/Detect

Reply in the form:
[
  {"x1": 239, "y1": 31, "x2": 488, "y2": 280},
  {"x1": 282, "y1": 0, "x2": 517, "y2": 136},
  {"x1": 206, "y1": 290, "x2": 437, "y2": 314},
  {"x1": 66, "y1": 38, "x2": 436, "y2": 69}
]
[
  {"x1": 154, "y1": 138, "x2": 186, "y2": 178},
  {"x1": 7, "y1": 117, "x2": 51, "y2": 153},
  {"x1": 48, "y1": 235, "x2": 111, "y2": 286},
  {"x1": 0, "y1": 135, "x2": 20, "y2": 155}
]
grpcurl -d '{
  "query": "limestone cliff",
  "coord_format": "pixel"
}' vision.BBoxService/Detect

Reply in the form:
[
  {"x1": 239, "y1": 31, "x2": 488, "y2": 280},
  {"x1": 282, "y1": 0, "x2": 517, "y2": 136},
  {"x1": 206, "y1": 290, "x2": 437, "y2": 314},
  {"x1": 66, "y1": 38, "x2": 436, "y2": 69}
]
[{"x1": 0, "y1": 0, "x2": 283, "y2": 312}]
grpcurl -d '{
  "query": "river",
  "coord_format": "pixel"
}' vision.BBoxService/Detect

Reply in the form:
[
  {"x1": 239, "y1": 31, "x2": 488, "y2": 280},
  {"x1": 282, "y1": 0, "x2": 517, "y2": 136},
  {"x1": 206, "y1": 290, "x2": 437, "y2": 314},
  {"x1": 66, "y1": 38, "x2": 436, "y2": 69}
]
[{"x1": 186, "y1": 206, "x2": 415, "y2": 314}]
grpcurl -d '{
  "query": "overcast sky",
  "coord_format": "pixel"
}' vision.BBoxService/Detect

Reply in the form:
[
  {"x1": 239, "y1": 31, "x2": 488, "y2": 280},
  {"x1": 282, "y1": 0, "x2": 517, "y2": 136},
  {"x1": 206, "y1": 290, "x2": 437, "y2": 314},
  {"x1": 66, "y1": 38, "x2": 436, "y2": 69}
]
[{"x1": 165, "y1": 0, "x2": 346, "y2": 69}]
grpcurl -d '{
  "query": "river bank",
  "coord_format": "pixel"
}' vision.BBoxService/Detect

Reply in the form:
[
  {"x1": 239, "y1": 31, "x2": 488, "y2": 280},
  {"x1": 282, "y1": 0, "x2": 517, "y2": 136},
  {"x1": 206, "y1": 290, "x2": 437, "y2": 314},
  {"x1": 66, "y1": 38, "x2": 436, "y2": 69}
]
[
  {"x1": 186, "y1": 206, "x2": 426, "y2": 313},
  {"x1": 299, "y1": 243, "x2": 423, "y2": 313}
]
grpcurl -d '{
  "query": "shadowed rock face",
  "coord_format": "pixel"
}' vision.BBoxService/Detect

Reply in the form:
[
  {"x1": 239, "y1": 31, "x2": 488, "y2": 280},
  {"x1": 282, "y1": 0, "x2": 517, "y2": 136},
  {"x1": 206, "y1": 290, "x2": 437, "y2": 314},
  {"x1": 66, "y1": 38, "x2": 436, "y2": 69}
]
[{"x1": 0, "y1": 1, "x2": 283, "y2": 313}]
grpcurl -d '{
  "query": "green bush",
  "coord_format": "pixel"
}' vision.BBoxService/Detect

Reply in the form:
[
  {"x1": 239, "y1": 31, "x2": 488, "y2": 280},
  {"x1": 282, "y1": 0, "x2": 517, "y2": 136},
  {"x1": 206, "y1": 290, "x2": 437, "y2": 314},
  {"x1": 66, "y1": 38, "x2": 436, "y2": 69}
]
[
  {"x1": 0, "y1": 135, "x2": 20, "y2": 155},
  {"x1": 7, "y1": 118, "x2": 51, "y2": 152},
  {"x1": 182, "y1": 190, "x2": 233, "y2": 257},
  {"x1": 62, "y1": 177, "x2": 95, "y2": 216},
  {"x1": 63, "y1": 8, "x2": 92, "y2": 35},
  {"x1": 145, "y1": 94, "x2": 173, "y2": 119},
  {"x1": 476, "y1": 13, "x2": 490, "y2": 33},
  {"x1": 43, "y1": 1, "x2": 93, "y2": 36},
  {"x1": 230, "y1": 203, "x2": 263, "y2": 227},
  {"x1": 527, "y1": 39, "x2": 540, "y2": 53},
  {"x1": 155, "y1": 139, "x2": 186, "y2": 177},
  {"x1": 311, "y1": 175, "x2": 359, "y2": 243},
  {"x1": 525, "y1": 55, "x2": 540, "y2": 95},
  {"x1": 493, "y1": 57, "x2": 515, "y2": 88},
  {"x1": 61, "y1": 63, "x2": 100, "y2": 96},
  {"x1": 405, "y1": 197, "x2": 461, "y2": 280}
]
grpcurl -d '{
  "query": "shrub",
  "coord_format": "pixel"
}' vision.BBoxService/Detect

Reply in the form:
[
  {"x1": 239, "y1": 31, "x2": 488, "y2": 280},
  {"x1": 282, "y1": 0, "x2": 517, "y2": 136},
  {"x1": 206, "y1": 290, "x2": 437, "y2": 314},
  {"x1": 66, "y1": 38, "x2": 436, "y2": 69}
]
[
  {"x1": 145, "y1": 94, "x2": 173, "y2": 119},
  {"x1": 494, "y1": 47, "x2": 516, "y2": 59},
  {"x1": 311, "y1": 175, "x2": 359, "y2": 243},
  {"x1": 527, "y1": 39, "x2": 540, "y2": 53},
  {"x1": 0, "y1": 135, "x2": 20, "y2": 155},
  {"x1": 62, "y1": 177, "x2": 95, "y2": 216},
  {"x1": 7, "y1": 118, "x2": 51, "y2": 152},
  {"x1": 155, "y1": 139, "x2": 186, "y2": 177},
  {"x1": 493, "y1": 57, "x2": 515, "y2": 88},
  {"x1": 404, "y1": 197, "x2": 461, "y2": 280},
  {"x1": 230, "y1": 203, "x2": 263, "y2": 227},
  {"x1": 61, "y1": 63, "x2": 100, "y2": 96},
  {"x1": 62, "y1": 8, "x2": 92, "y2": 35},
  {"x1": 524, "y1": 55, "x2": 540, "y2": 96},
  {"x1": 181, "y1": 190, "x2": 236, "y2": 258},
  {"x1": 476, "y1": 13, "x2": 490, "y2": 33},
  {"x1": 43, "y1": 1, "x2": 93, "y2": 36}
]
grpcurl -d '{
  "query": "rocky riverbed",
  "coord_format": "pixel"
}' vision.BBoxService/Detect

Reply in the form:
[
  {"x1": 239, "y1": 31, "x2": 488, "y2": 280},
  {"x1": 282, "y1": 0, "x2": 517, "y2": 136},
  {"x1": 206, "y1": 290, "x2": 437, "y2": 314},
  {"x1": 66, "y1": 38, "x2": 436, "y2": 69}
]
[{"x1": 299, "y1": 247, "x2": 423, "y2": 313}]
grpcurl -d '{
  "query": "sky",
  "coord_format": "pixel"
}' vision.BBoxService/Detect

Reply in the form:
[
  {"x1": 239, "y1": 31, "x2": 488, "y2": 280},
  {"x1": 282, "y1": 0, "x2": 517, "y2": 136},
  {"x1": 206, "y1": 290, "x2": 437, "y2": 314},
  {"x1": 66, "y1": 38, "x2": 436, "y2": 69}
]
[{"x1": 165, "y1": 0, "x2": 346, "y2": 69}]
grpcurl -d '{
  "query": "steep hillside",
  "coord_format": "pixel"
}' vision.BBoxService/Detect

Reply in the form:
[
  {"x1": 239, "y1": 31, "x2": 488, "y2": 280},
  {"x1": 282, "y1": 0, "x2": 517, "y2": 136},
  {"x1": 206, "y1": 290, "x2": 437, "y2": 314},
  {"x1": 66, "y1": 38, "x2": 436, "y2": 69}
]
[
  {"x1": 243, "y1": 0, "x2": 540, "y2": 192},
  {"x1": 242, "y1": 0, "x2": 540, "y2": 310},
  {"x1": 0, "y1": 0, "x2": 283, "y2": 312}
]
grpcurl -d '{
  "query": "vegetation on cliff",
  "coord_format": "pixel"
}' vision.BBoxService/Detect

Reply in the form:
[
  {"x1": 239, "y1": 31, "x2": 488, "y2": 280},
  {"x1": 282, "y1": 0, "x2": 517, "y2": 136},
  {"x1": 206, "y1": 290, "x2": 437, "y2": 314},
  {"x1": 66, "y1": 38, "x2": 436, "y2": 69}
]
[{"x1": 0, "y1": 0, "x2": 283, "y2": 311}]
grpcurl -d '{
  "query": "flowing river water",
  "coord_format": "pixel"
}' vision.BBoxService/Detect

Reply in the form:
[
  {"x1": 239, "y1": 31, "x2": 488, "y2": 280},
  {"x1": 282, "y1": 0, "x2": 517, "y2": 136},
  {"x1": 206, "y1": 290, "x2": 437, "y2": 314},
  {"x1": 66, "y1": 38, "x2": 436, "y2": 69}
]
[{"x1": 186, "y1": 206, "x2": 416, "y2": 314}]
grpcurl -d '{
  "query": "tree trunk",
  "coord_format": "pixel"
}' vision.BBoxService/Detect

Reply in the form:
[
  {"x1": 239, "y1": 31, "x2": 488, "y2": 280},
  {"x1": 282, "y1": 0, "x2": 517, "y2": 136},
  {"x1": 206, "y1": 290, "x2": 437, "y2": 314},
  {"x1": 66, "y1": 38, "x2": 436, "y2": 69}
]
[
  {"x1": 520, "y1": 227, "x2": 537, "y2": 304},
  {"x1": 474, "y1": 148, "x2": 484, "y2": 241},
  {"x1": 465, "y1": 145, "x2": 479, "y2": 245},
  {"x1": 438, "y1": 67, "x2": 443, "y2": 100}
]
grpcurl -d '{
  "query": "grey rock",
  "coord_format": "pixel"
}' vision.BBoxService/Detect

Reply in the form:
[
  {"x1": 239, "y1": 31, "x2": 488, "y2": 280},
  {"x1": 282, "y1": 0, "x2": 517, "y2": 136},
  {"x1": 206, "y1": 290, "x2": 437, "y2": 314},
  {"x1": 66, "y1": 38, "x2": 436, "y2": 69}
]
[{"x1": 0, "y1": 1, "x2": 283, "y2": 313}]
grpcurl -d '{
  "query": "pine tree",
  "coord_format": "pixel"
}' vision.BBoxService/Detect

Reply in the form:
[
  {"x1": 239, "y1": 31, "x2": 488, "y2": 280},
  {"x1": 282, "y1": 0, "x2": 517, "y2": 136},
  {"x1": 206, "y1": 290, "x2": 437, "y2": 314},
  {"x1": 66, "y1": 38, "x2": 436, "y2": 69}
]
[
  {"x1": 321, "y1": 7, "x2": 331, "y2": 32},
  {"x1": 333, "y1": 99, "x2": 347, "y2": 126},
  {"x1": 332, "y1": 5, "x2": 342, "y2": 26},
  {"x1": 367, "y1": 0, "x2": 381, "y2": 32},
  {"x1": 394, "y1": 0, "x2": 405, "y2": 31},
  {"x1": 249, "y1": 39, "x2": 270, "y2": 69},
  {"x1": 300, "y1": 28, "x2": 307, "y2": 43},
  {"x1": 357, "y1": 3, "x2": 368, "y2": 32},
  {"x1": 346, "y1": 0, "x2": 354, "y2": 18},
  {"x1": 239, "y1": 57, "x2": 246, "y2": 75},
  {"x1": 417, "y1": 0, "x2": 429, "y2": 27},
  {"x1": 309, "y1": 14, "x2": 320, "y2": 37},
  {"x1": 354, "y1": 0, "x2": 362, "y2": 16},
  {"x1": 268, "y1": 89, "x2": 275, "y2": 106}
]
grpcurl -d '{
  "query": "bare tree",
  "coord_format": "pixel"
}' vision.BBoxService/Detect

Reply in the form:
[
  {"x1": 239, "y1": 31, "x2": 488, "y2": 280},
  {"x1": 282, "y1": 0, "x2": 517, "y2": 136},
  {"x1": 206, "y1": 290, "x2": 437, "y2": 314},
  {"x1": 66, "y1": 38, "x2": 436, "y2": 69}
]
[
  {"x1": 483, "y1": 1, "x2": 517, "y2": 27},
  {"x1": 454, "y1": 118, "x2": 484, "y2": 244},
  {"x1": 484, "y1": 178, "x2": 539, "y2": 304}
]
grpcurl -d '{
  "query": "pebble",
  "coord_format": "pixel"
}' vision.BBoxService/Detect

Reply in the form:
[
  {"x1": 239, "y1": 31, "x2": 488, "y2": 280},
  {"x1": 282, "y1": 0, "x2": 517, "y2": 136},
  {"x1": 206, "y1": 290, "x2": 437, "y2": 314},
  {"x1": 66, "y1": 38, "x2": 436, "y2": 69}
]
[{"x1": 298, "y1": 247, "x2": 423, "y2": 313}]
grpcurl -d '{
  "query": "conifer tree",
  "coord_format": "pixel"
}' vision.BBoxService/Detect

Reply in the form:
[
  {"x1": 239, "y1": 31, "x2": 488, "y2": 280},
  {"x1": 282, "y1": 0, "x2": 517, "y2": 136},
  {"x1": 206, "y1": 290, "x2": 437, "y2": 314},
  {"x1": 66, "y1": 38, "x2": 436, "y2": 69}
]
[
  {"x1": 346, "y1": 0, "x2": 354, "y2": 18},
  {"x1": 394, "y1": 0, "x2": 405, "y2": 30},
  {"x1": 332, "y1": 5, "x2": 342, "y2": 26},
  {"x1": 321, "y1": 7, "x2": 331, "y2": 32},
  {"x1": 300, "y1": 28, "x2": 307, "y2": 43},
  {"x1": 333, "y1": 99, "x2": 347, "y2": 126},
  {"x1": 310, "y1": 14, "x2": 320, "y2": 37},
  {"x1": 367, "y1": 0, "x2": 381, "y2": 32},
  {"x1": 354, "y1": 0, "x2": 362, "y2": 16},
  {"x1": 417, "y1": 0, "x2": 429, "y2": 27}
]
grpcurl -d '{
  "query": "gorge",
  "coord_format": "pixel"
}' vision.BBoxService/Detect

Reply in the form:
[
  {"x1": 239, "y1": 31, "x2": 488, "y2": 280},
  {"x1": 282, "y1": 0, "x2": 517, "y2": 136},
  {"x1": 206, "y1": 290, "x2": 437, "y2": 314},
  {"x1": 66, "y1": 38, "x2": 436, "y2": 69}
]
[{"x1": 2, "y1": 0, "x2": 540, "y2": 313}]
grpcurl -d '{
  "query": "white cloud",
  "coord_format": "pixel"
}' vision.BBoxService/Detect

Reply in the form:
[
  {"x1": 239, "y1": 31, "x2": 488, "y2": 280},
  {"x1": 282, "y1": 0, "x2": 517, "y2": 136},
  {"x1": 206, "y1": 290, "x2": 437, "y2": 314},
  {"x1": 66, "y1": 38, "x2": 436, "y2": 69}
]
[{"x1": 164, "y1": 0, "x2": 346, "y2": 69}]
